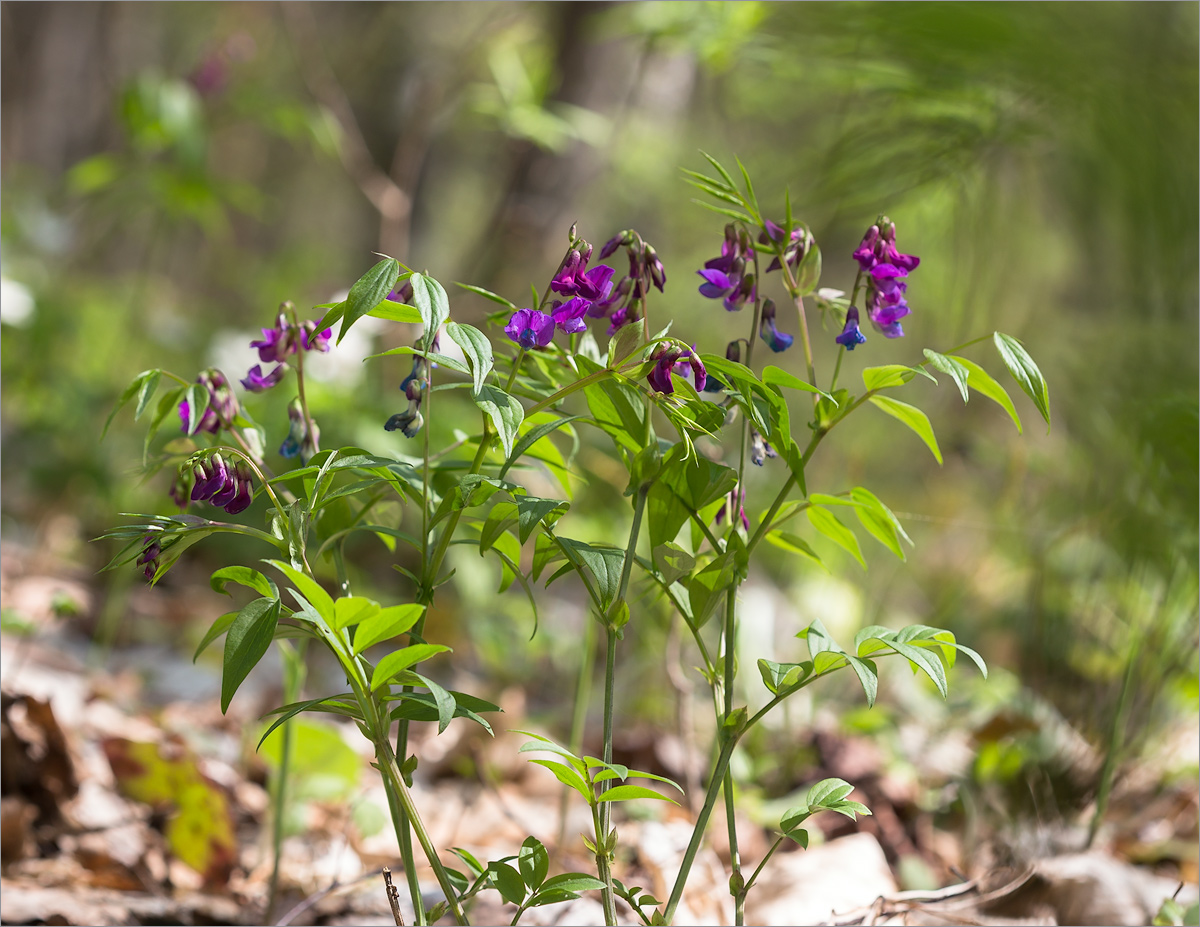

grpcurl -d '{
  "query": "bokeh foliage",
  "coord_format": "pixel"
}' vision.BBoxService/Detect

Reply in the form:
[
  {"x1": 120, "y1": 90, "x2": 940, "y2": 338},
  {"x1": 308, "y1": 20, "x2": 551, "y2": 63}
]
[{"x1": 2, "y1": 0, "x2": 1196, "y2": 832}]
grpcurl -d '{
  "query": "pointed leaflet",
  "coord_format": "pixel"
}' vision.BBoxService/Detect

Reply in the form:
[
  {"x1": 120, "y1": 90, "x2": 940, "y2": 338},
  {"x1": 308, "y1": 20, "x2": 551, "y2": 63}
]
[
  {"x1": 454, "y1": 282, "x2": 517, "y2": 310},
  {"x1": 515, "y1": 497, "x2": 568, "y2": 545},
  {"x1": 993, "y1": 332, "x2": 1050, "y2": 430},
  {"x1": 595, "y1": 784, "x2": 679, "y2": 804},
  {"x1": 498, "y1": 414, "x2": 583, "y2": 479},
  {"x1": 474, "y1": 385, "x2": 524, "y2": 457},
  {"x1": 412, "y1": 673, "x2": 455, "y2": 734},
  {"x1": 806, "y1": 505, "x2": 866, "y2": 569},
  {"x1": 849, "y1": 487, "x2": 912, "y2": 561},
  {"x1": 370, "y1": 643, "x2": 452, "y2": 691},
  {"x1": 949, "y1": 355, "x2": 1021, "y2": 433},
  {"x1": 868, "y1": 396, "x2": 943, "y2": 464},
  {"x1": 350, "y1": 600, "x2": 424, "y2": 653},
  {"x1": 194, "y1": 611, "x2": 237, "y2": 662},
  {"x1": 923, "y1": 349, "x2": 970, "y2": 403},
  {"x1": 553, "y1": 538, "x2": 625, "y2": 609},
  {"x1": 410, "y1": 272, "x2": 450, "y2": 352},
  {"x1": 210, "y1": 566, "x2": 278, "y2": 599},
  {"x1": 519, "y1": 836, "x2": 550, "y2": 892},
  {"x1": 445, "y1": 321, "x2": 494, "y2": 395},
  {"x1": 265, "y1": 559, "x2": 335, "y2": 623},
  {"x1": 340, "y1": 258, "x2": 401, "y2": 344},
  {"x1": 103, "y1": 369, "x2": 159, "y2": 439},
  {"x1": 221, "y1": 598, "x2": 281, "y2": 712}
]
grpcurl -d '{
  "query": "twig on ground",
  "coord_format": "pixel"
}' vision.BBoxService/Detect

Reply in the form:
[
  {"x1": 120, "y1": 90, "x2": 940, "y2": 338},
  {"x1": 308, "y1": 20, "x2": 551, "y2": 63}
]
[{"x1": 384, "y1": 867, "x2": 406, "y2": 927}]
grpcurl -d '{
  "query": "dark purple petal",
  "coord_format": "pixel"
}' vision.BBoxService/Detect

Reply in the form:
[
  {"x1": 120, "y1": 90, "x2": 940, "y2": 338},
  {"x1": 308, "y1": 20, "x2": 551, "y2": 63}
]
[
  {"x1": 876, "y1": 320, "x2": 905, "y2": 339},
  {"x1": 301, "y1": 323, "x2": 333, "y2": 352},
  {"x1": 223, "y1": 478, "x2": 253, "y2": 514},
  {"x1": 505, "y1": 308, "x2": 555, "y2": 349},
  {"x1": 576, "y1": 264, "x2": 615, "y2": 301},
  {"x1": 551, "y1": 297, "x2": 591, "y2": 334}
]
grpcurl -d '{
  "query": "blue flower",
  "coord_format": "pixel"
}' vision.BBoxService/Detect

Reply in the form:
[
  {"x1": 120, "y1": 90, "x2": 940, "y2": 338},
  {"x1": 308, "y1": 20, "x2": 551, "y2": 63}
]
[
  {"x1": 758, "y1": 298, "x2": 793, "y2": 352},
  {"x1": 504, "y1": 308, "x2": 556, "y2": 349},
  {"x1": 835, "y1": 307, "x2": 867, "y2": 350}
]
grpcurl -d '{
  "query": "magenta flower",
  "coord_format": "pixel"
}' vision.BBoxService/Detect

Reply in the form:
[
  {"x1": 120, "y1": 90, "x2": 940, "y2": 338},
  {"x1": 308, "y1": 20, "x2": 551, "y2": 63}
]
[
  {"x1": 551, "y1": 297, "x2": 591, "y2": 335},
  {"x1": 714, "y1": 488, "x2": 749, "y2": 531},
  {"x1": 301, "y1": 322, "x2": 333, "y2": 353},
  {"x1": 251, "y1": 312, "x2": 298, "y2": 363},
  {"x1": 179, "y1": 369, "x2": 238, "y2": 434},
  {"x1": 853, "y1": 218, "x2": 919, "y2": 339},
  {"x1": 504, "y1": 308, "x2": 556, "y2": 349},
  {"x1": 188, "y1": 454, "x2": 254, "y2": 515},
  {"x1": 836, "y1": 307, "x2": 867, "y2": 350},
  {"x1": 648, "y1": 343, "x2": 707, "y2": 395},
  {"x1": 240, "y1": 364, "x2": 287, "y2": 393}
]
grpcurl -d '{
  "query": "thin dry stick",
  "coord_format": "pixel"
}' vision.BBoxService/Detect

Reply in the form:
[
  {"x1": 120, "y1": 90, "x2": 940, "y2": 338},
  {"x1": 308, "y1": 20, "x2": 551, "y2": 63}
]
[
  {"x1": 274, "y1": 869, "x2": 384, "y2": 926},
  {"x1": 383, "y1": 867, "x2": 406, "y2": 927}
]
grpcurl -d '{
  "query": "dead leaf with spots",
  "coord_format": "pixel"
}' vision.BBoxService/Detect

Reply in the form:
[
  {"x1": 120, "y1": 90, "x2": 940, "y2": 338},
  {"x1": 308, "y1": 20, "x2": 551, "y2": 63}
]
[{"x1": 101, "y1": 737, "x2": 236, "y2": 889}]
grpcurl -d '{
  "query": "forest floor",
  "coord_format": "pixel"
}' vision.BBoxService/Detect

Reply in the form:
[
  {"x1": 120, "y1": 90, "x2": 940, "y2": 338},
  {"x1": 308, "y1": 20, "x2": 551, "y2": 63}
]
[{"x1": 1, "y1": 538, "x2": 1196, "y2": 927}]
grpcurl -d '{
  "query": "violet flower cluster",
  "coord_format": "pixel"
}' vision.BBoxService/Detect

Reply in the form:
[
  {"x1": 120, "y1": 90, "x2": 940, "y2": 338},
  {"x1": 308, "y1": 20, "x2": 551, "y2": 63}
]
[
  {"x1": 849, "y1": 217, "x2": 920, "y2": 341},
  {"x1": 696, "y1": 222, "x2": 800, "y2": 353},
  {"x1": 241, "y1": 309, "x2": 333, "y2": 393},
  {"x1": 188, "y1": 453, "x2": 254, "y2": 515},
  {"x1": 136, "y1": 535, "x2": 163, "y2": 581},
  {"x1": 178, "y1": 369, "x2": 239, "y2": 435},
  {"x1": 500, "y1": 231, "x2": 667, "y2": 352}
]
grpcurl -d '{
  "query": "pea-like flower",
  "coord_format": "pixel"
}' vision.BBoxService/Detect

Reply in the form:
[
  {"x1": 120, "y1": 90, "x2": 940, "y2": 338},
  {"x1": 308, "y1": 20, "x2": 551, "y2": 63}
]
[
  {"x1": 550, "y1": 297, "x2": 591, "y2": 335},
  {"x1": 750, "y1": 428, "x2": 777, "y2": 466},
  {"x1": 386, "y1": 356, "x2": 428, "y2": 438},
  {"x1": 385, "y1": 408, "x2": 424, "y2": 438},
  {"x1": 697, "y1": 224, "x2": 755, "y2": 310},
  {"x1": 835, "y1": 306, "x2": 867, "y2": 350},
  {"x1": 301, "y1": 321, "x2": 333, "y2": 353},
  {"x1": 758, "y1": 298, "x2": 793, "y2": 352},
  {"x1": 279, "y1": 397, "x2": 314, "y2": 460},
  {"x1": 188, "y1": 453, "x2": 255, "y2": 514},
  {"x1": 852, "y1": 218, "x2": 919, "y2": 339},
  {"x1": 251, "y1": 311, "x2": 299, "y2": 363},
  {"x1": 648, "y1": 343, "x2": 707, "y2": 395},
  {"x1": 714, "y1": 488, "x2": 749, "y2": 532},
  {"x1": 241, "y1": 364, "x2": 287, "y2": 393},
  {"x1": 179, "y1": 369, "x2": 238, "y2": 435},
  {"x1": 136, "y1": 535, "x2": 162, "y2": 581},
  {"x1": 504, "y1": 308, "x2": 556, "y2": 349},
  {"x1": 760, "y1": 220, "x2": 815, "y2": 275}
]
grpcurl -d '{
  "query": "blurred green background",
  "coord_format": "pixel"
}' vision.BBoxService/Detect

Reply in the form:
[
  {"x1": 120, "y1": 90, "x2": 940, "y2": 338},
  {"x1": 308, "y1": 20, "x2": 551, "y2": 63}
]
[{"x1": 2, "y1": 0, "x2": 1196, "y2": 871}]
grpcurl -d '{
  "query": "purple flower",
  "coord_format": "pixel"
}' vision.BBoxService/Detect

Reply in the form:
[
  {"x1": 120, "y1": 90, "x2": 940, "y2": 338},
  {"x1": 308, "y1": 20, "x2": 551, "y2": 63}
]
[
  {"x1": 761, "y1": 221, "x2": 815, "y2": 275},
  {"x1": 279, "y1": 398, "x2": 316, "y2": 460},
  {"x1": 645, "y1": 245, "x2": 666, "y2": 292},
  {"x1": 551, "y1": 297, "x2": 591, "y2": 335},
  {"x1": 714, "y1": 488, "x2": 749, "y2": 531},
  {"x1": 758, "y1": 298, "x2": 793, "y2": 352},
  {"x1": 241, "y1": 364, "x2": 287, "y2": 393},
  {"x1": 836, "y1": 307, "x2": 867, "y2": 350},
  {"x1": 136, "y1": 535, "x2": 163, "y2": 581},
  {"x1": 724, "y1": 275, "x2": 756, "y2": 313},
  {"x1": 179, "y1": 369, "x2": 238, "y2": 434},
  {"x1": 648, "y1": 344, "x2": 706, "y2": 395},
  {"x1": 697, "y1": 268, "x2": 736, "y2": 300},
  {"x1": 504, "y1": 308, "x2": 556, "y2": 349},
  {"x1": 301, "y1": 322, "x2": 333, "y2": 353},
  {"x1": 224, "y1": 464, "x2": 254, "y2": 515},
  {"x1": 251, "y1": 312, "x2": 298, "y2": 363},
  {"x1": 388, "y1": 280, "x2": 414, "y2": 303},
  {"x1": 853, "y1": 218, "x2": 919, "y2": 339},
  {"x1": 188, "y1": 454, "x2": 254, "y2": 514}
]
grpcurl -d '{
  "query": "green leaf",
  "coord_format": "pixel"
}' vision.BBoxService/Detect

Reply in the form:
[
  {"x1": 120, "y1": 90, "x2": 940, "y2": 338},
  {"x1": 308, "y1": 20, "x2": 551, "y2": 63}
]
[
  {"x1": 687, "y1": 551, "x2": 742, "y2": 630},
  {"x1": 370, "y1": 643, "x2": 451, "y2": 691},
  {"x1": 183, "y1": 382, "x2": 209, "y2": 436},
  {"x1": 653, "y1": 543, "x2": 695, "y2": 585},
  {"x1": 474, "y1": 385, "x2": 524, "y2": 458},
  {"x1": 807, "y1": 778, "x2": 855, "y2": 808},
  {"x1": 103, "y1": 369, "x2": 157, "y2": 440},
  {"x1": 765, "y1": 530, "x2": 825, "y2": 570},
  {"x1": 455, "y1": 282, "x2": 518, "y2": 310},
  {"x1": 332, "y1": 595, "x2": 379, "y2": 631},
  {"x1": 370, "y1": 345, "x2": 471, "y2": 375},
  {"x1": 849, "y1": 487, "x2": 912, "y2": 560},
  {"x1": 193, "y1": 611, "x2": 237, "y2": 662},
  {"x1": 353, "y1": 603, "x2": 424, "y2": 654},
  {"x1": 595, "y1": 784, "x2": 678, "y2": 804},
  {"x1": 264, "y1": 560, "x2": 335, "y2": 623},
  {"x1": 757, "y1": 658, "x2": 813, "y2": 695},
  {"x1": 411, "y1": 272, "x2": 450, "y2": 351},
  {"x1": 540, "y1": 873, "x2": 607, "y2": 894},
  {"x1": 888, "y1": 640, "x2": 949, "y2": 698},
  {"x1": 518, "y1": 836, "x2": 550, "y2": 891},
  {"x1": 553, "y1": 538, "x2": 626, "y2": 610},
  {"x1": 795, "y1": 241, "x2": 822, "y2": 296},
  {"x1": 488, "y1": 860, "x2": 527, "y2": 906},
  {"x1": 736, "y1": 156, "x2": 760, "y2": 217},
  {"x1": 135, "y1": 369, "x2": 162, "y2": 421},
  {"x1": 863, "y1": 365, "x2": 918, "y2": 391},
  {"x1": 846, "y1": 655, "x2": 879, "y2": 708},
  {"x1": 948, "y1": 356, "x2": 1021, "y2": 433},
  {"x1": 366, "y1": 300, "x2": 422, "y2": 324},
  {"x1": 761, "y1": 365, "x2": 832, "y2": 401},
  {"x1": 784, "y1": 828, "x2": 809, "y2": 849},
  {"x1": 868, "y1": 396, "x2": 943, "y2": 464},
  {"x1": 526, "y1": 758, "x2": 592, "y2": 800},
  {"x1": 807, "y1": 506, "x2": 865, "y2": 569},
  {"x1": 923, "y1": 349, "x2": 970, "y2": 403},
  {"x1": 221, "y1": 598, "x2": 280, "y2": 713},
  {"x1": 341, "y1": 258, "x2": 401, "y2": 344},
  {"x1": 780, "y1": 806, "x2": 811, "y2": 834},
  {"x1": 583, "y1": 375, "x2": 647, "y2": 453},
  {"x1": 388, "y1": 690, "x2": 498, "y2": 735},
  {"x1": 691, "y1": 199, "x2": 754, "y2": 223},
  {"x1": 210, "y1": 566, "x2": 278, "y2": 599},
  {"x1": 445, "y1": 321, "x2": 494, "y2": 395},
  {"x1": 994, "y1": 332, "x2": 1050, "y2": 430},
  {"x1": 255, "y1": 695, "x2": 362, "y2": 750},
  {"x1": 413, "y1": 673, "x2": 455, "y2": 734},
  {"x1": 515, "y1": 497, "x2": 568, "y2": 545},
  {"x1": 498, "y1": 414, "x2": 583, "y2": 480}
]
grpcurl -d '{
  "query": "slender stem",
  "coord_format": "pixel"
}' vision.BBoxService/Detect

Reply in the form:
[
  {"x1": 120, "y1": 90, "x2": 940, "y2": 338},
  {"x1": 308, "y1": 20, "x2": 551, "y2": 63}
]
[
  {"x1": 777, "y1": 248, "x2": 817, "y2": 389},
  {"x1": 743, "y1": 836, "x2": 786, "y2": 895},
  {"x1": 592, "y1": 798, "x2": 619, "y2": 927},
  {"x1": 661, "y1": 732, "x2": 740, "y2": 924},
  {"x1": 829, "y1": 345, "x2": 846, "y2": 394},
  {"x1": 556, "y1": 610, "x2": 597, "y2": 861},
  {"x1": 266, "y1": 639, "x2": 307, "y2": 923},
  {"x1": 720, "y1": 585, "x2": 743, "y2": 924}
]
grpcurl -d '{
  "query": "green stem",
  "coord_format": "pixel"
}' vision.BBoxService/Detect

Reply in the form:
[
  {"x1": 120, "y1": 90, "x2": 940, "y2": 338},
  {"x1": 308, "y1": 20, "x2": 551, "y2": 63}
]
[
  {"x1": 720, "y1": 585, "x2": 743, "y2": 924},
  {"x1": 829, "y1": 345, "x2": 846, "y2": 394},
  {"x1": 743, "y1": 836, "x2": 786, "y2": 895},
  {"x1": 266, "y1": 639, "x2": 307, "y2": 922},
  {"x1": 556, "y1": 609, "x2": 597, "y2": 862},
  {"x1": 661, "y1": 732, "x2": 740, "y2": 924}
]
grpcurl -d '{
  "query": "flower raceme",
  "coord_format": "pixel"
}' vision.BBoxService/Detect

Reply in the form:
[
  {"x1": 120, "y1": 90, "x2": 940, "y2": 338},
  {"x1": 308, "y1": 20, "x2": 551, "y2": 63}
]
[
  {"x1": 189, "y1": 454, "x2": 254, "y2": 515},
  {"x1": 245, "y1": 308, "x2": 332, "y2": 391},
  {"x1": 179, "y1": 369, "x2": 238, "y2": 435},
  {"x1": 851, "y1": 217, "x2": 920, "y2": 340}
]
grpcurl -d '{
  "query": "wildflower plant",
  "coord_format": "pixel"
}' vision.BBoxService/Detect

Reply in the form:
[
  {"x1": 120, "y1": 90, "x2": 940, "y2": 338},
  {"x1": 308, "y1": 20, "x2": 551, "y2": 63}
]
[{"x1": 102, "y1": 154, "x2": 1050, "y2": 926}]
